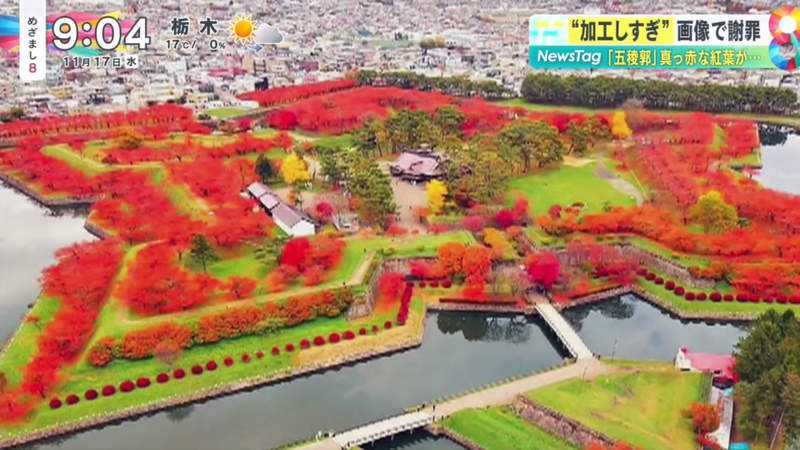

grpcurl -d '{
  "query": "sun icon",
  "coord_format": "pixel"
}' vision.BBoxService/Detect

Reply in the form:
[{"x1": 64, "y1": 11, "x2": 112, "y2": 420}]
[{"x1": 230, "y1": 15, "x2": 257, "y2": 44}]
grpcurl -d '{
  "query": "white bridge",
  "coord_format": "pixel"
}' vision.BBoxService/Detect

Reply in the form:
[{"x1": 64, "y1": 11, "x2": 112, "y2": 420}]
[
  {"x1": 331, "y1": 411, "x2": 434, "y2": 448},
  {"x1": 535, "y1": 303, "x2": 593, "y2": 360}
]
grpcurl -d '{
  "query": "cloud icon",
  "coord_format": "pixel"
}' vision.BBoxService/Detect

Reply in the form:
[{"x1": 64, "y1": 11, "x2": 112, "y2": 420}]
[{"x1": 254, "y1": 25, "x2": 283, "y2": 44}]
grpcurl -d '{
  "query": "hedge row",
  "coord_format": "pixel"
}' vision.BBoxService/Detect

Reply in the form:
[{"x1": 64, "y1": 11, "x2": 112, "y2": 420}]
[
  {"x1": 635, "y1": 268, "x2": 800, "y2": 305},
  {"x1": 417, "y1": 279, "x2": 452, "y2": 289},
  {"x1": 51, "y1": 319, "x2": 403, "y2": 410}
]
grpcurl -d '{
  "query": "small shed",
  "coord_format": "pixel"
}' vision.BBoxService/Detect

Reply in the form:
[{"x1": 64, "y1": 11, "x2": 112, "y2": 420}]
[{"x1": 246, "y1": 182, "x2": 316, "y2": 237}]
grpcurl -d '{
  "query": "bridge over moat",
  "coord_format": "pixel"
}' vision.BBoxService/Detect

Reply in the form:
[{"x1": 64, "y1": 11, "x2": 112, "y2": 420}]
[{"x1": 294, "y1": 298, "x2": 596, "y2": 450}]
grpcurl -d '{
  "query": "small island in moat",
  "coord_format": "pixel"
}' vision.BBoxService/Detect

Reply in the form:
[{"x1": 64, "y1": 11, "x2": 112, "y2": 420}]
[{"x1": 1, "y1": 73, "x2": 799, "y2": 450}]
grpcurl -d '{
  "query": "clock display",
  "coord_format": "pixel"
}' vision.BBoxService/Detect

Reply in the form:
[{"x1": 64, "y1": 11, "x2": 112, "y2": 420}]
[{"x1": 52, "y1": 16, "x2": 151, "y2": 51}]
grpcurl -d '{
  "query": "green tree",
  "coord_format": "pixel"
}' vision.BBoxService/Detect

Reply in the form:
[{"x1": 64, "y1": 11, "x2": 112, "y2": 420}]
[
  {"x1": 734, "y1": 309, "x2": 800, "y2": 443},
  {"x1": 320, "y1": 148, "x2": 395, "y2": 225},
  {"x1": 384, "y1": 109, "x2": 441, "y2": 152},
  {"x1": 689, "y1": 190, "x2": 738, "y2": 234},
  {"x1": 254, "y1": 154, "x2": 276, "y2": 183},
  {"x1": 9, "y1": 106, "x2": 24, "y2": 119},
  {"x1": 254, "y1": 235, "x2": 288, "y2": 269},
  {"x1": 441, "y1": 134, "x2": 511, "y2": 204},
  {"x1": 496, "y1": 118, "x2": 564, "y2": 172},
  {"x1": 433, "y1": 105, "x2": 465, "y2": 138},
  {"x1": 189, "y1": 234, "x2": 218, "y2": 273},
  {"x1": 565, "y1": 121, "x2": 592, "y2": 155},
  {"x1": 352, "y1": 118, "x2": 384, "y2": 157}
]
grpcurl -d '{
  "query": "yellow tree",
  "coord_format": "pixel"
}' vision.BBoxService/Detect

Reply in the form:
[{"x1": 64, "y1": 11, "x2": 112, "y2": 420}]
[
  {"x1": 611, "y1": 111, "x2": 632, "y2": 139},
  {"x1": 281, "y1": 153, "x2": 311, "y2": 185},
  {"x1": 426, "y1": 179, "x2": 447, "y2": 214},
  {"x1": 689, "y1": 190, "x2": 738, "y2": 234},
  {"x1": 116, "y1": 126, "x2": 144, "y2": 149}
]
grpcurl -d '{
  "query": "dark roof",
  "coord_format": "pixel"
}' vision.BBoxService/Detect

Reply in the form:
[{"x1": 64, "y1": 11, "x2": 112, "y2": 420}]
[{"x1": 390, "y1": 152, "x2": 442, "y2": 177}]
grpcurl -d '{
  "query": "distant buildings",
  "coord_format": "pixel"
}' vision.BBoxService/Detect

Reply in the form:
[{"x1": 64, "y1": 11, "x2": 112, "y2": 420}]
[{"x1": 247, "y1": 182, "x2": 316, "y2": 237}]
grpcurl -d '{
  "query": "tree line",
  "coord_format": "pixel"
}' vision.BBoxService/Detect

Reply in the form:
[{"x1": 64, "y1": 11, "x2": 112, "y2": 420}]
[
  {"x1": 521, "y1": 73, "x2": 798, "y2": 115},
  {"x1": 351, "y1": 70, "x2": 513, "y2": 100}
]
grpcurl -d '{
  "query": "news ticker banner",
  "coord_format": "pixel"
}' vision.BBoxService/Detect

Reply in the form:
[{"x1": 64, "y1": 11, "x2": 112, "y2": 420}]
[{"x1": 529, "y1": 6, "x2": 800, "y2": 70}]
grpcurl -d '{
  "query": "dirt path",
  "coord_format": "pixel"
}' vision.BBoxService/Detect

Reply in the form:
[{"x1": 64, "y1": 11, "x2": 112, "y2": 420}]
[
  {"x1": 594, "y1": 158, "x2": 644, "y2": 205},
  {"x1": 434, "y1": 358, "x2": 613, "y2": 417},
  {"x1": 376, "y1": 162, "x2": 428, "y2": 232}
]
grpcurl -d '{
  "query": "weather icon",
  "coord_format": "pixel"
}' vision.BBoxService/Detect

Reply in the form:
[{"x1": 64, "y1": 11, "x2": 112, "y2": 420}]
[
  {"x1": 229, "y1": 15, "x2": 256, "y2": 44},
  {"x1": 254, "y1": 25, "x2": 284, "y2": 44}
]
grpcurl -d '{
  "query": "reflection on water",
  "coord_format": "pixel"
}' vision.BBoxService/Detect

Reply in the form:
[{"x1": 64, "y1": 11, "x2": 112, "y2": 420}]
[
  {"x1": 372, "y1": 430, "x2": 464, "y2": 450},
  {"x1": 437, "y1": 312, "x2": 533, "y2": 343},
  {"x1": 23, "y1": 312, "x2": 566, "y2": 450},
  {"x1": 561, "y1": 294, "x2": 749, "y2": 360},
  {"x1": 0, "y1": 183, "x2": 92, "y2": 342},
  {"x1": 755, "y1": 124, "x2": 800, "y2": 195}
]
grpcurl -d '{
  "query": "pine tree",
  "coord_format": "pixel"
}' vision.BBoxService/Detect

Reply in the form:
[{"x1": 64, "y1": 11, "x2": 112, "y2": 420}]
[{"x1": 189, "y1": 234, "x2": 218, "y2": 273}]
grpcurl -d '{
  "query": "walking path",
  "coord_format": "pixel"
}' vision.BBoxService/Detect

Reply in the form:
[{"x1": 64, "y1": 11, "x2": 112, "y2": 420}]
[
  {"x1": 594, "y1": 157, "x2": 644, "y2": 205},
  {"x1": 534, "y1": 303, "x2": 594, "y2": 360},
  {"x1": 295, "y1": 358, "x2": 613, "y2": 450}
]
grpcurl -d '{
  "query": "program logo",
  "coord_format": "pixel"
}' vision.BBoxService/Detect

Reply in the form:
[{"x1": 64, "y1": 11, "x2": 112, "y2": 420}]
[{"x1": 768, "y1": 6, "x2": 800, "y2": 70}]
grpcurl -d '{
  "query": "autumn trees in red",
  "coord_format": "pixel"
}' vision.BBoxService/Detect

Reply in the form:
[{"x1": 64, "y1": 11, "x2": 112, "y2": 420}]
[
  {"x1": 238, "y1": 79, "x2": 357, "y2": 107},
  {"x1": 0, "y1": 104, "x2": 193, "y2": 139},
  {"x1": 273, "y1": 235, "x2": 345, "y2": 287},
  {"x1": 115, "y1": 242, "x2": 223, "y2": 315},
  {"x1": 525, "y1": 251, "x2": 560, "y2": 290},
  {"x1": 0, "y1": 239, "x2": 123, "y2": 423}
]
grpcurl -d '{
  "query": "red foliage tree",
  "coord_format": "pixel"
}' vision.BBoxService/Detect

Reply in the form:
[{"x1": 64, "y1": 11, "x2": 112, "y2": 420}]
[
  {"x1": 462, "y1": 246, "x2": 492, "y2": 278},
  {"x1": 116, "y1": 242, "x2": 223, "y2": 315},
  {"x1": 494, "y1": 209, "x2": 516, "y2": 229},
  {"x1": 227, "y1": 276, "x2": 258, "y2": 300},
  {"x1": 525, "y1": 251, "x2": 561, "y2": 290}
]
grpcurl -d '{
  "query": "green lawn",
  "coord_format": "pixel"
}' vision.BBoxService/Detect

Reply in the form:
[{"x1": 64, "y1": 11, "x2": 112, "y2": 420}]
[
  {"x1": 526, "y1": 365, "x2": 706, "y2": 450},
  {"x1": 332, "y1": 231, "x2": 477, "y2": 282},
  {"x1": 41, "y1": 144, "x2": 111, "y2": 176},
  {"x1": 495, "y1": 99, "x2": 596, "y2": 114},
  {"x1": 311, "y1": 134, "x2": 353, "y2": 149},
  {"x1": 0, "y1": 296, "x2": 61, "y2": 389},
  {"x1": 441, "y1": 406, "x2": 577, "y2": 450},
  {"x1": 506, "y1": 163, "x2": 637, "y2": 215},
  {"x1": 205, "y1": 107, "x2": 247, "y2": 119}
]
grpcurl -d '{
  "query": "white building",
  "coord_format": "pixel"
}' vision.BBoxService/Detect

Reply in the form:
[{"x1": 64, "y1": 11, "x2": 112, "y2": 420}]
[{"x1": 247, "y1": 182, "x2": 316, "y2": 237}]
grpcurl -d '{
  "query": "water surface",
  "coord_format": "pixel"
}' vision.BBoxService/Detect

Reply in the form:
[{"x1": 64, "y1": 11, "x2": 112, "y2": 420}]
[
  {"x1": 561, "y1": 294, "x2": 749, "y2": 360},
  {"x1": 755, "y1": 124, "x2": 800, "y2": 195},
  {"x1": 0, "y1": 183, "x2": 92, "y2": 342}
]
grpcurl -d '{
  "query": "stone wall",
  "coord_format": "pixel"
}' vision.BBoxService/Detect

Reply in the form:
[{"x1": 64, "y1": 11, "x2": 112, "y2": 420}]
[
  {"x1": 511, "y1": 396, "x2": 615, "y2": 448},
  {"x1": 553, "y1": 242, "x2": 715, "y2": 290},
  {"x1": 346, "y1": 257, "x2": 432, "y2": 320},
  {"x1": 0, "y1": 170, "x2": 96, "y2": 208},
  {"x1": 617, "y1": 243, "x2": 715, "y2": 289},
  {"x1": 426, "y1": 425, "x2": 485, "y2": 450}
]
